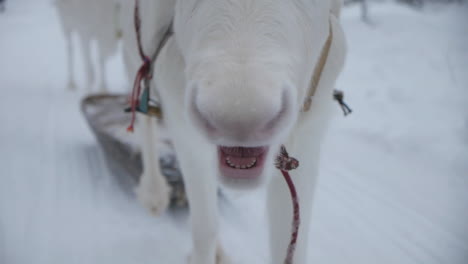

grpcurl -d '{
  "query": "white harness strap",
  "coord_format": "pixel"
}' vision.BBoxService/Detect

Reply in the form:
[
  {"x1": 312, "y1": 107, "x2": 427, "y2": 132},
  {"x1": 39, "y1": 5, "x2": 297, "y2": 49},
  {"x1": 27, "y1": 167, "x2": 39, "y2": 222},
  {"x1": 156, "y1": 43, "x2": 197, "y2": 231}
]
[{"x1": 302, "y1": 20, "x2": 333, "y2": 112}]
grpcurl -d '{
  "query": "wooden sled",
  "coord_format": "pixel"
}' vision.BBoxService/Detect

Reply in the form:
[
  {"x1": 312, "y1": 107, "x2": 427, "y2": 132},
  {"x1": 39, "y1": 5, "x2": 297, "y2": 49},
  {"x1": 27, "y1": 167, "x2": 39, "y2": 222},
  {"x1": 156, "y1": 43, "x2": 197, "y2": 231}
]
[{"x1": 81, "y1": 94, "x2": 188, "y2": 208}]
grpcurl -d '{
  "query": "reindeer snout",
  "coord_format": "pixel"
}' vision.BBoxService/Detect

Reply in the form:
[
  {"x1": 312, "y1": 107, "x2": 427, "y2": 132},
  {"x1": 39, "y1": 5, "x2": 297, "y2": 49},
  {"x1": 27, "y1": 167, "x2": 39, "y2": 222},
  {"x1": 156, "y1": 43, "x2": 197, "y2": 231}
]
[{"x1": 189, "y1": 85, "x2": 294, "y2": 144}]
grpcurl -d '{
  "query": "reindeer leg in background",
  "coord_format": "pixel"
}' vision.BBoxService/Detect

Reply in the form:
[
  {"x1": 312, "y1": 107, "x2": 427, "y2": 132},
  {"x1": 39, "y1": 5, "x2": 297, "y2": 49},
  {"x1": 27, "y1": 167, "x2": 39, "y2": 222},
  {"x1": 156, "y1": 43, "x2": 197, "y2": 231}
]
[
  {"x1": 80, "y1": 36, "x2": 95, "y2": 90},
  {"x1": 97, "y1": 47, "x2": 109, "y2": 93},
  {"x1": 135, "y1": 114, "x2": 171, "y2": 215},
  {"x1": 96, "y1": 10, "x2": 121, "y2": 94},
  {"x1": 65, "y1": 30, "x2": 76, "y2": 90},
  {"x1": 171, "y1": 134, "x2": 226, "y2": 264}
]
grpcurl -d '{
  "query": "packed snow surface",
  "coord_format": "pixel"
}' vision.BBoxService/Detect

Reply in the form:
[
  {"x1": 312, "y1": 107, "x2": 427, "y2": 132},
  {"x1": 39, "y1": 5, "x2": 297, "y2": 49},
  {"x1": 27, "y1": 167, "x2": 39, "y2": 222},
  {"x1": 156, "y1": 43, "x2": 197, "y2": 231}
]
[{"x1": 0, "y1": 1, "x2": 467, "y2": 263}]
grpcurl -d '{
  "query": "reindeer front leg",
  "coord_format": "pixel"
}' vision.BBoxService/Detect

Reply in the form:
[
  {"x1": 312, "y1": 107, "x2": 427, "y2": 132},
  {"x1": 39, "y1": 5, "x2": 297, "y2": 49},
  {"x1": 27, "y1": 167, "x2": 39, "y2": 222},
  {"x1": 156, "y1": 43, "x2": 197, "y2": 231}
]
[
  {"x1": 155, "y1": 36, "x2": 230, "y2": 264},
  {"x1": 170, "y1": 134, "x2": 228, "y2": 264},
  {"x1": 268, "y1": 12, "x2": 347, "y2": 263},
  {"x1": 267, "y1": 128, "x2": 324, "y2": 264}
]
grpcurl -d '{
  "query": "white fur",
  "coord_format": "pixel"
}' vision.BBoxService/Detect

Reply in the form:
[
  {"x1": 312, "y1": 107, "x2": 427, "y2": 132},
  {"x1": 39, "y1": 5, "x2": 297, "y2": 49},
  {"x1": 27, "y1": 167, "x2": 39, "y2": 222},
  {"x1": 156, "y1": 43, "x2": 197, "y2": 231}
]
[
  {"x1": 127, "y1": 0, "x2": 346, "y2": 263},
  {"x1": 54, "y1": 0, "x2": 121, "y2": 92}
]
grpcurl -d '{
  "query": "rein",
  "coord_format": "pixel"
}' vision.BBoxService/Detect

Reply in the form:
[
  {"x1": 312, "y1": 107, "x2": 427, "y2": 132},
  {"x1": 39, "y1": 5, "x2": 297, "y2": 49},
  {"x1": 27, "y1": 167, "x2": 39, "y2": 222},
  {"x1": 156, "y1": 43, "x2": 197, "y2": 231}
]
[
  {"x1": 126, "y1": 0, "x2": 151, "y2": 132},
  {"x1": 126, "y1": 0, "x2": 172, "y2": 131},
  {"x1": 275, "y1": 146, "x2": 300, "y2": 264},
  {"x1": 126, "y1": 1, "x2": 351, "y2": 263}
]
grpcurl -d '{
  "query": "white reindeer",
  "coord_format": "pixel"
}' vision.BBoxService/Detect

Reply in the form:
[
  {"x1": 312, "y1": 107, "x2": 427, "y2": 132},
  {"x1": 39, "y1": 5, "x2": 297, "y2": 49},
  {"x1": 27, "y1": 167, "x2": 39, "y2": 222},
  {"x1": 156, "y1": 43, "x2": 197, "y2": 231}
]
[
  {"x1": 127, "y1": 0, "x2": 347, "y2": 263},
  {"x1": 54, "y1": 0, "x2": 122, "y2": 92}
]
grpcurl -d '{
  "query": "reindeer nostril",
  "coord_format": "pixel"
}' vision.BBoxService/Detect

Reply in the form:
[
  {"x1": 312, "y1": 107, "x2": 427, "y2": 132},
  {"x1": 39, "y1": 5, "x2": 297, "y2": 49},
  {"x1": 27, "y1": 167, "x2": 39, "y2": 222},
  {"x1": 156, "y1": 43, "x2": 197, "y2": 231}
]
[
  {"x1": 190, "y1": 86, "x2": 217, "y2": 134},
  {"x1": 263, "y1": 89, "x2": 290, "y2": 132}
]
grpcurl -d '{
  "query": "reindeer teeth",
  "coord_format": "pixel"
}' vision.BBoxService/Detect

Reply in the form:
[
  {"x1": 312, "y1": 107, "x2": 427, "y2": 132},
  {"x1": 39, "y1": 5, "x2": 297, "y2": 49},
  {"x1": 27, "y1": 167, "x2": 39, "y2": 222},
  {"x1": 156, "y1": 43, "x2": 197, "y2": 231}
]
[{"x1": 225, "y1": 157, "x2": 257, "y2": 169}]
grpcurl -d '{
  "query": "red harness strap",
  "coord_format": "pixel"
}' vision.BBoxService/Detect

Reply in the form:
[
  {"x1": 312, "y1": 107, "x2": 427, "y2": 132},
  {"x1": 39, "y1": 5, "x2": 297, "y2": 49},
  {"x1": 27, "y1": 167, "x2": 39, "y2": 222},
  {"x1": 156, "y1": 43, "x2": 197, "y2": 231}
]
[
  {"x1": 275, "y1": 146, "x2": 300, "y2": 264},
  {"x1": 127, "y1": 0, "x2": 174, "y2": 131},
  {"x1": 127, "y1": 0, "x2": 152, "y2": 132}
]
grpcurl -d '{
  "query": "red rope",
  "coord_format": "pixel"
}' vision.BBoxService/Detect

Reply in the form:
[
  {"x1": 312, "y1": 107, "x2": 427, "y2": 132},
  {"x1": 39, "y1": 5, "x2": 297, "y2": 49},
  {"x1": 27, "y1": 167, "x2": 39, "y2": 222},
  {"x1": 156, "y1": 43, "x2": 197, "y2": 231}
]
[
  {"x1": 280, "y1": 169, "x2": 300, "y2": 264},
  {"x1": 127, "y1": 62, "x2": 150, "y2": 132},
  {"x1": 134, "y1": 0, "x2": 146, "y2": 62},
  {"x1": 275, "y1": 145, "x2": 300, "y2": 264},
  {"x1": 127, "y1": 0, "x2": 152, "y2": 132}
]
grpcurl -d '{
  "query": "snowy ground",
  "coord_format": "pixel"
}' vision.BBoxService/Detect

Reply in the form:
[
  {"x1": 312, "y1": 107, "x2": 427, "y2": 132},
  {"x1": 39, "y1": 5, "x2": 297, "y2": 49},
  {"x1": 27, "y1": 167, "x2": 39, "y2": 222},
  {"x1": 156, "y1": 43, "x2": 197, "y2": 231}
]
[{"x1": 1, "y1": 1, "x2": 467, "y2": 264}]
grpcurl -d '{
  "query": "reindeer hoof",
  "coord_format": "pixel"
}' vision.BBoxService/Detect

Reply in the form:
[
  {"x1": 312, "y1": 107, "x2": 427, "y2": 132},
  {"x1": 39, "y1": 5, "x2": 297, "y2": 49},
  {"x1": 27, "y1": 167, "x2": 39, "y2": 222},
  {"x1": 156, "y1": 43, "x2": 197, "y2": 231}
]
[
  {"x1": 135, "y1": 174, "x2": 171, "y2": 216},
  {"x1": 188, "y1": 245, "x2": 231, "y2": 264}
]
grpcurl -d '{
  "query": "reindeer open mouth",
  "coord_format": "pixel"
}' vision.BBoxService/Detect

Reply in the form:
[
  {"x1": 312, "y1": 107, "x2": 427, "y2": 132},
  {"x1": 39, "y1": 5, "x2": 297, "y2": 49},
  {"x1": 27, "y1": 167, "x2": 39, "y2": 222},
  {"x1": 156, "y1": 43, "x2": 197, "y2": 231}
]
[{"x1": 218, "y1": 146, "x2": 268, "y2": 179}]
